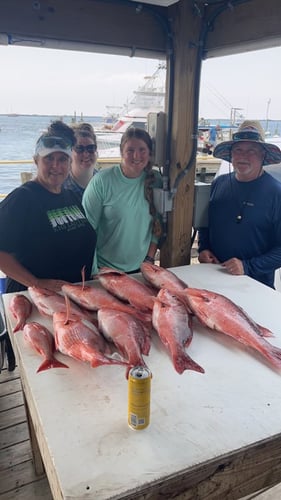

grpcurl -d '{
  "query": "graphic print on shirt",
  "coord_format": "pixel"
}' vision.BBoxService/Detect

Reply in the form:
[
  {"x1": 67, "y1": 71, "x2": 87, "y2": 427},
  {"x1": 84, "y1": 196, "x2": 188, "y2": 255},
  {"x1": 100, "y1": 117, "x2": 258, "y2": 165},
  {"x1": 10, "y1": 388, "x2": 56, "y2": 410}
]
[{"x1": 47, "y1": 205, "x2": 86, "y2": 232}]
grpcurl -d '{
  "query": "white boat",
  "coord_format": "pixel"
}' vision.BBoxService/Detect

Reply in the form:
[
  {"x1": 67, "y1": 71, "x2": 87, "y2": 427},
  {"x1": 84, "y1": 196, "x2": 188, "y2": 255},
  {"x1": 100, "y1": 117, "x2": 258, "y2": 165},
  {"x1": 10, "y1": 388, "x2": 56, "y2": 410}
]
[{"x1": 95, "y1": 63, "x2": 166, "y2": 157}]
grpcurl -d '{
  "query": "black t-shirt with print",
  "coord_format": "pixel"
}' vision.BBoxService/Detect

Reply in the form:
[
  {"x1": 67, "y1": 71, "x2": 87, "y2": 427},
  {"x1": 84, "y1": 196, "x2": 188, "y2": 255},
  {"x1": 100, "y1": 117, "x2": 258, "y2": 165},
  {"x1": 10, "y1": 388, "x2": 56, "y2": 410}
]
[{"x1": 0, "y1": 181, "x2": 96, "y2": 292}]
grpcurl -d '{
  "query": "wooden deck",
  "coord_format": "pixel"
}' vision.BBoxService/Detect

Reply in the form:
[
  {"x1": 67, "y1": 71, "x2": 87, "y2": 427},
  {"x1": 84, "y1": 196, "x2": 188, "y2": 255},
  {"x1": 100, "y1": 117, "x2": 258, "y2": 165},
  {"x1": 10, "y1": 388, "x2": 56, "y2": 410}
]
[
  {"x1": 0, "y1": 361, "x2": 52, "y2": 499},
  {"x1": 1, "y1": 346, "x2": 281, "y2": 500}
]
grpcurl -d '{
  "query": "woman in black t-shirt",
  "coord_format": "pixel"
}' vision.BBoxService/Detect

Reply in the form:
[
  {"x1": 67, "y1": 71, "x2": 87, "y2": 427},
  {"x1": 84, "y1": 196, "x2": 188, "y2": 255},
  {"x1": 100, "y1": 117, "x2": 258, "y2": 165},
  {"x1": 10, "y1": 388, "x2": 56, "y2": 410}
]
[{"x1": 0, "y1": 121, "x2": 96, "y2": 293}]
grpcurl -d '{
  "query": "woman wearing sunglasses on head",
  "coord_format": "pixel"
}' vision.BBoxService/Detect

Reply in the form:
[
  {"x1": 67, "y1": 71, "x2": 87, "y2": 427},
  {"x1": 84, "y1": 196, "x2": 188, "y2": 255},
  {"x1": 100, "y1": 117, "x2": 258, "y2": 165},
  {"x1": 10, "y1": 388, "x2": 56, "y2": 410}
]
[
  {"x1": 63, "y1": 122, "x2": 98, "y2": 201},
  {"x1": 0, "y1": 120, "x2": 97, "y2": 293}
]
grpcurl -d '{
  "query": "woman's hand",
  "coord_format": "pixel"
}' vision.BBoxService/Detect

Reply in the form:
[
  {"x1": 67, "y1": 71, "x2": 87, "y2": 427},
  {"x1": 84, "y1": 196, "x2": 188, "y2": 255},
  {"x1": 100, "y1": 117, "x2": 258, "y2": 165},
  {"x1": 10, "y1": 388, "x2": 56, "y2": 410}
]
[{"x1": 35, "y1": 279, "x2": 69, "y2": 292}]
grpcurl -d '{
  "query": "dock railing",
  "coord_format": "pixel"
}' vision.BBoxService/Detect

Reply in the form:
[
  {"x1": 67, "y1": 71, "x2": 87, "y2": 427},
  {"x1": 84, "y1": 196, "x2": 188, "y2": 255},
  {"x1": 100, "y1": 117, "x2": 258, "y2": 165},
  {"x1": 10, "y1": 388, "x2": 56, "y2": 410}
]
[{"x1": 0, "y1": 156, "x2": 221, "y2": 200}]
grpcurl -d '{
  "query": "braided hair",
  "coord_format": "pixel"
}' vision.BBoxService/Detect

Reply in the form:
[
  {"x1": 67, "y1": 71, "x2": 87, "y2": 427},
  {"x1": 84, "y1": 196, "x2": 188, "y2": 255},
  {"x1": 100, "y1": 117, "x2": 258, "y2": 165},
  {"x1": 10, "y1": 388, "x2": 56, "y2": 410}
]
[{"x1": 120, "y1": 127, "x2": 162, "y2": 238}]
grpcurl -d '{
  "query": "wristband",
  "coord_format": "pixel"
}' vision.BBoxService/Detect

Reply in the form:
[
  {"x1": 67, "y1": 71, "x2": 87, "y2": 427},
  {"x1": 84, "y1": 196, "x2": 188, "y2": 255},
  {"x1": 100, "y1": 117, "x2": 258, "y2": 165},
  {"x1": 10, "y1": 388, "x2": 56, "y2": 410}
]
[{"x1": 144, "y1": 255, "x2": 154, "y2": 263}]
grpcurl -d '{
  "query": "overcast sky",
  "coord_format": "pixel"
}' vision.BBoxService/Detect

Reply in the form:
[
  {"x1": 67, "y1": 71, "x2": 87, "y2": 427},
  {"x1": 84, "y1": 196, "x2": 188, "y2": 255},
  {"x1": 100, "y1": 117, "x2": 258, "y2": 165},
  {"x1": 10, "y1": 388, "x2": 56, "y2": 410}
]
[
  {"x1": 199, "y1": 46, "x2": 281, "y2": 121},
  {"x1": 1, "y1": 44, "x2": 281, "y2": 119}
]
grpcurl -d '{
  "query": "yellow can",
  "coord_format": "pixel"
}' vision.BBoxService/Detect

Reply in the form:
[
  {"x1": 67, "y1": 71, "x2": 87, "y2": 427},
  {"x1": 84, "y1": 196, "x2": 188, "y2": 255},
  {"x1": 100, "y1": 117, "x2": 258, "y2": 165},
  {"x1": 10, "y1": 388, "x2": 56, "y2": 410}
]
[{"x1": 128, "y1": 366, "x2": 151, "y2": 430}]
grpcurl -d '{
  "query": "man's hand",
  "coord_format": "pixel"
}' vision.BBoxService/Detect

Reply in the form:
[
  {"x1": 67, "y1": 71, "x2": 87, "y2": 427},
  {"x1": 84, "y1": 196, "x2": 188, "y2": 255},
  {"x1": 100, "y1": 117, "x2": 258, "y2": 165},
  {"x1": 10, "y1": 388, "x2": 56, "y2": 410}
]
[
  {"x1": 198, "y1": 250, "x2": 220, "y2": 264},
  {"x1": 222, "y1": 258, "x2": 244, "y2": 275}
]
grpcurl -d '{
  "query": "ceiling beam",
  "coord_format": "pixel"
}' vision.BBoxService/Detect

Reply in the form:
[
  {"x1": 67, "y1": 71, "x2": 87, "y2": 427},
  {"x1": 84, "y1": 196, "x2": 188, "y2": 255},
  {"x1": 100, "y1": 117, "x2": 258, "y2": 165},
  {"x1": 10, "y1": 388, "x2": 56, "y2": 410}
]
[
  {"x1": 0, "y1": 0, "x2": 169, "y2": 58},
  {"x1": 203, "y1": 0, "x2": 281, "y2": 58}
]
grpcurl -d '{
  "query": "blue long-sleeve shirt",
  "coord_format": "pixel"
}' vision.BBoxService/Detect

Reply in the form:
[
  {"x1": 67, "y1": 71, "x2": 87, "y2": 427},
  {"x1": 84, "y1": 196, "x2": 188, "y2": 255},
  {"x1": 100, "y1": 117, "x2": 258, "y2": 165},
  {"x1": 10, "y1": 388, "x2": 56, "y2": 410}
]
[{"x1": 198, "y1": 171, "x2": 281, "y2": 287}]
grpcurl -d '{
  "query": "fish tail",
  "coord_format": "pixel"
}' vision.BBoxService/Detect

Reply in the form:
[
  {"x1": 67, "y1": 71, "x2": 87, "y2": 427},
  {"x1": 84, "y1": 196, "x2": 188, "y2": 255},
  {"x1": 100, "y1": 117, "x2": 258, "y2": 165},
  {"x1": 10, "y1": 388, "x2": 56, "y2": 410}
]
[
  {"x1": 141, "y1": 335, "x2": 152, "y2": 356},
  {"x1": 37, "y1": 357, "x2": 69, "y2": 373},
  {"x1": 173, "y1": 350, "x2": 205, "y2": 375},
  {"x1": 13, "y1": 321, "x2": 25, "y2": 333},
  {"x1": 264, "y1": 344, "x2": 281, "y2": 369}
]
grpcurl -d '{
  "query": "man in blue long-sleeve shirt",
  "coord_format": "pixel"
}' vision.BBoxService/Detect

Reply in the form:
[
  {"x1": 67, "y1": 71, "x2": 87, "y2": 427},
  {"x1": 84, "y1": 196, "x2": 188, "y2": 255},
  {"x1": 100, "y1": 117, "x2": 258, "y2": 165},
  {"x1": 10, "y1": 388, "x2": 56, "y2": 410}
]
[{"x1": 198, "y1": 120, "x2": 281, "y2": 288}]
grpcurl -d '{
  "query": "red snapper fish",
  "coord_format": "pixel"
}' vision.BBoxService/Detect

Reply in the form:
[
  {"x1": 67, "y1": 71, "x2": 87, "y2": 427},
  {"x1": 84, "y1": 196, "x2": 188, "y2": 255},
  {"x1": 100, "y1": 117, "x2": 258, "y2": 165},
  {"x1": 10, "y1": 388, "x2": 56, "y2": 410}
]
[
  {"x1": 178, "y1": 287, "x2": 281, "y2": 370},
  {"x1": 140, "y1": 262, "x2": 188, "y2": 292},
  {"x1": 98, "y1": 308, "x2": 151, "y2": 371},
  {"x1": 53, "y1": 311, "x2": 129, "y2": 368},
  {"x1": 23, "y1": 322, "x2": 69, "y2": 373},
  {"x1": 98, "y1": 267, "x2": 156, "y2": 312},
  {"x1": 62, "y1": 283, "x2": 151, "y2": 323},
  {"x1": 152, "y1": 288, "x2": 204, "y2": 374},
  {"x1": 9, "y1": 294, "x2": 33, "y2": 333},
  {"x1": 28, "y1": 286, "x2": 94, "y2": 322}
]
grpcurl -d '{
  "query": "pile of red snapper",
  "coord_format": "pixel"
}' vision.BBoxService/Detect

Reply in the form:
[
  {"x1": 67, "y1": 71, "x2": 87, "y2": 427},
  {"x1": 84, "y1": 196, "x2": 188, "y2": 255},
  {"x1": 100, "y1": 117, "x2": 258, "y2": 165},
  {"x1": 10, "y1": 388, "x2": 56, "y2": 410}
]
[{"x1": 8, "y1": 263, "x2": 281, "y2": 375}]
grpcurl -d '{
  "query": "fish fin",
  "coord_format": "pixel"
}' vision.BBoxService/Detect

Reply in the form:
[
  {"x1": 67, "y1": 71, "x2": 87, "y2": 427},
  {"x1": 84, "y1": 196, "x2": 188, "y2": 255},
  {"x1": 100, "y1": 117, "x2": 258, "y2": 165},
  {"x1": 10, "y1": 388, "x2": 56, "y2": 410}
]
[
  {"x1": 266, "y1": 345, "x2": 281, "y2": 369},
  {"x1": 90, "y1": 355, "x2": 129, "y2": 368},
  {"x1": 257, "y1": 324, "x2": 274, "y2": 337},
  {"x1": 173, "y1": 350, "x2": 205, "y2": 375},
  {"x1": 141, "y1": 337, "x2": 151, "y2": 356},
  {"x1": 173, "y1": 291, "x2": 194, "y2": 314},
  {"x1": 13, "y1": 321, "x2": 25, "y2": 333},
  {"x1": 183, "y1": 314, "x2": 194, "y2": 347},
  {"x1": 37, "y1": 358, "x2": 69, "y2": 373},
  {"x1": 132, "y1": 310, "x2": 152, "y2": 324}
]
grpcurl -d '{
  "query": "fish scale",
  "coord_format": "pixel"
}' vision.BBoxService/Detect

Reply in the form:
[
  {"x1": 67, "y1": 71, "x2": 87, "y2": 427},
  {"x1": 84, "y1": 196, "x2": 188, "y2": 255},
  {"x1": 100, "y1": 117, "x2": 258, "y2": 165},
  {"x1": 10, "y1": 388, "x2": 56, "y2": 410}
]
[
  {"x1": 178, "y1": 287, "x2": 281, "y2": 370},
  {"x1": 97, "y1": 308, "x2": 151, "y2": 370},
  {"x1": 98, "y1": 267, "x2": 156, "y2": 311},
  {"x1": 53, "y1": 311, "x2": 129, "y2": 369},
  {"x1": 152, "y1": 288, "x2": 204, "y2": 374},
  {"x1": 140, "y1": 261, "x2": 188, "y2": 292},
  {"x1": 9, "y1": 294, "x2": 33, "y2": 332},
  {"x1": 23, "y1": 322, "x2": 69, "y2": 373}
]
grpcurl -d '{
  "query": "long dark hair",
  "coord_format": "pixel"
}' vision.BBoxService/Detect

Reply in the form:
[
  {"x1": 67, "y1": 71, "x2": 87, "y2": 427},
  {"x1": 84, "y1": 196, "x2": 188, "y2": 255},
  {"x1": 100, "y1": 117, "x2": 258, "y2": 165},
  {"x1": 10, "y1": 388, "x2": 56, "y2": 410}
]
[{"x1": 120, "y1": 127, "x2": 162, "y2": 238}]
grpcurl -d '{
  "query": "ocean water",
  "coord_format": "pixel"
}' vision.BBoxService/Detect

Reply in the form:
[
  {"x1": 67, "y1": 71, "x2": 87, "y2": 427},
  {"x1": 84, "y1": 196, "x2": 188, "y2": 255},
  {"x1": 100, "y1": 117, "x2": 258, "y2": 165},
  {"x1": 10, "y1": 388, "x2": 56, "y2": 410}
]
[
  {"x1": 0, "y1": 114, "x2": 103, "y2": 195},
  {"x1": 1, "y1": 114, "x2": 281, "y2": 195}
]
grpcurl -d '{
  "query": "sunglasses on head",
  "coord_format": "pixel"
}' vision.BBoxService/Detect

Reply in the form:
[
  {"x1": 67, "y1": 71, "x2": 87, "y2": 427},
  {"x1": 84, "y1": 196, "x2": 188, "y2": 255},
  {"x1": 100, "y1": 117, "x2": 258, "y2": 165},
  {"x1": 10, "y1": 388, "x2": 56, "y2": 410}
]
[
  {"x1": 39, "y1": 136, "x2": 72, "y2": 149},
  {"x1": 74, "y1": 144, "x2": 97, "y2": 154},
  {"x1": 233, "y1": 130, "x2": 262, "y2": 142}
]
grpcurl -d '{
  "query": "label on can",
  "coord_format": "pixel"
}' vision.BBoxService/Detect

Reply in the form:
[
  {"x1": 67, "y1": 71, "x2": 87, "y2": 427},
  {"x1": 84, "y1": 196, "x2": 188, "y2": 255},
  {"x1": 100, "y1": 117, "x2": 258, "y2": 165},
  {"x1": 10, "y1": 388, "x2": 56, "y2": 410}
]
[{"x1": 128, "y1": 366, "x2": 151, "y2": 430}]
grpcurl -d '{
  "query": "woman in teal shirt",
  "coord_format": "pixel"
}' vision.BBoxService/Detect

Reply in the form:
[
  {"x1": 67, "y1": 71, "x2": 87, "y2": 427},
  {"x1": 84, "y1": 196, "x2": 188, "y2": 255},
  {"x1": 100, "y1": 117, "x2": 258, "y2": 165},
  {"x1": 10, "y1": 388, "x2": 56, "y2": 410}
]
[{"x1": 82, "y1": 127, "x2": 162, "y2": 274}]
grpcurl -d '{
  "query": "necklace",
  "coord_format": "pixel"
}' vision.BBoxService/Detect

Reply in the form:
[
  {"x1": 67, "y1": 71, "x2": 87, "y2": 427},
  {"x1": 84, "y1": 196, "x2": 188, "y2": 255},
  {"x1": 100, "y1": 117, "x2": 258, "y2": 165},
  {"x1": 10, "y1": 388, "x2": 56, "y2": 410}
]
[
  {"x1": 233, "y1": 170, "x2": 264, "y2": 224},
  {"x1": 236, "y1": 200, "x2": 254, "y2": 223}
]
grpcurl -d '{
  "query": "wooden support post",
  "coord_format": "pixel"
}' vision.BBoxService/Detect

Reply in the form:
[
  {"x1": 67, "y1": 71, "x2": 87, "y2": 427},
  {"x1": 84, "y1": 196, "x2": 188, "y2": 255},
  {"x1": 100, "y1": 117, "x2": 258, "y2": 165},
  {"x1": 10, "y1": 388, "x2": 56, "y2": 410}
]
[{"x1": 160, "y1": 0, "x2": 202, "y2": 268}]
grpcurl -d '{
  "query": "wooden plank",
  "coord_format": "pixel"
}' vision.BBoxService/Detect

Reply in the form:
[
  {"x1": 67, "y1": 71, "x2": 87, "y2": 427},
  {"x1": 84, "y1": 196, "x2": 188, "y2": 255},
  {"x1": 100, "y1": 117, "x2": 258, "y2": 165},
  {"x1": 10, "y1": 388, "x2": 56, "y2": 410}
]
[
  {"x1": 0, "y1": 391, "x2": 24, "y2": 411},
  {"x1": 0, "y1": 377, "x2": 22, "y2": 397},
  {"x1": 206, "y1": 0, "x2": 281, "y2": 57},
  {"x1": 0, "y1": 478, "x2": 52, "y2": 500},
  {"x1": 0, "y1": 422, "x2": 29, "y2": 449},
  {"x1": 0, "y1": 460, "x2": 46, "y2": 494},
  {"x1": 239, "y1": 487, "x2": 276, "y2": 499},
  {"x1": 22, "y1": 389, "x2": 45, "y2": 476},
  {"x1": 0, "y1": 0, "x2": 167, "y2": 58},
  {"x1": 0, "y1": 405, "x2": 26, "y2": 431},
  {"x1": 0, "y1": 367, "x2": 19, "y2": 383},
  {"x1": 161, "y1": 1, "x2": 199, "y2": 267},
  {"x1": 0, "y1": 440, "x2": 32, "y2": 470},
  {"x1": 251, "y1": 482, "x2": 281, "y2": 499}
]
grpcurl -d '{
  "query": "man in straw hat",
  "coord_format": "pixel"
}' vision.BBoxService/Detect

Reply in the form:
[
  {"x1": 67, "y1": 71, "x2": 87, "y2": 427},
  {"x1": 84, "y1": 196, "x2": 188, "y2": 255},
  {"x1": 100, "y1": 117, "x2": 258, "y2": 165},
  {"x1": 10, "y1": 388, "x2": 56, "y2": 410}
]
[{"x1": 198, "y1": 120, "x2": 281, "y2": 288}]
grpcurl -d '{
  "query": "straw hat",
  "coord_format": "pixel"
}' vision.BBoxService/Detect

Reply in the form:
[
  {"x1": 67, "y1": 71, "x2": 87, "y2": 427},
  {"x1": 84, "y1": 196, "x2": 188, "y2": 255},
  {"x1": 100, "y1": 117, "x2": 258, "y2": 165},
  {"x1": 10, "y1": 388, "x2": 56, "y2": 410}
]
[{"x1": 213, "y1": 120, "x2": 281, "y2": 165}]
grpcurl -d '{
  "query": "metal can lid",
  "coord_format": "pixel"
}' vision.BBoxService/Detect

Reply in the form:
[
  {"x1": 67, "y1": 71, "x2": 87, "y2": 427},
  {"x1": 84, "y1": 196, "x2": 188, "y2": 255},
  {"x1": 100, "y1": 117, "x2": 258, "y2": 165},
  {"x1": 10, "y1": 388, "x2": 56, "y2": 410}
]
[{"x1": 129, "y1": 366, "x2": 151, "y2": 379}]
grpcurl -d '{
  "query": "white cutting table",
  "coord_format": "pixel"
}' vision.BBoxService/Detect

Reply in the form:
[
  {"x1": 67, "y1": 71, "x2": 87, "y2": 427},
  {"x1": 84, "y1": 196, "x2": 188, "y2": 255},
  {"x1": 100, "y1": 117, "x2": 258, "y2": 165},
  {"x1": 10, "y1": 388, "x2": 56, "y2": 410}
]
[{"x1": 3, "y1": 264, "x2": 281, "y2": 499}]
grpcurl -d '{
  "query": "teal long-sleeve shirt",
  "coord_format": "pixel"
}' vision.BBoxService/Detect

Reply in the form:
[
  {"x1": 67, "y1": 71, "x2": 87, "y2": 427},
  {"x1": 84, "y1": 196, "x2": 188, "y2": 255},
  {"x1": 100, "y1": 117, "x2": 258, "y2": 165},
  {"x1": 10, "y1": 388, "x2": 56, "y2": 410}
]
[{"x1": 82, "y1": 165, "x2": 162, "y2": 274}]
